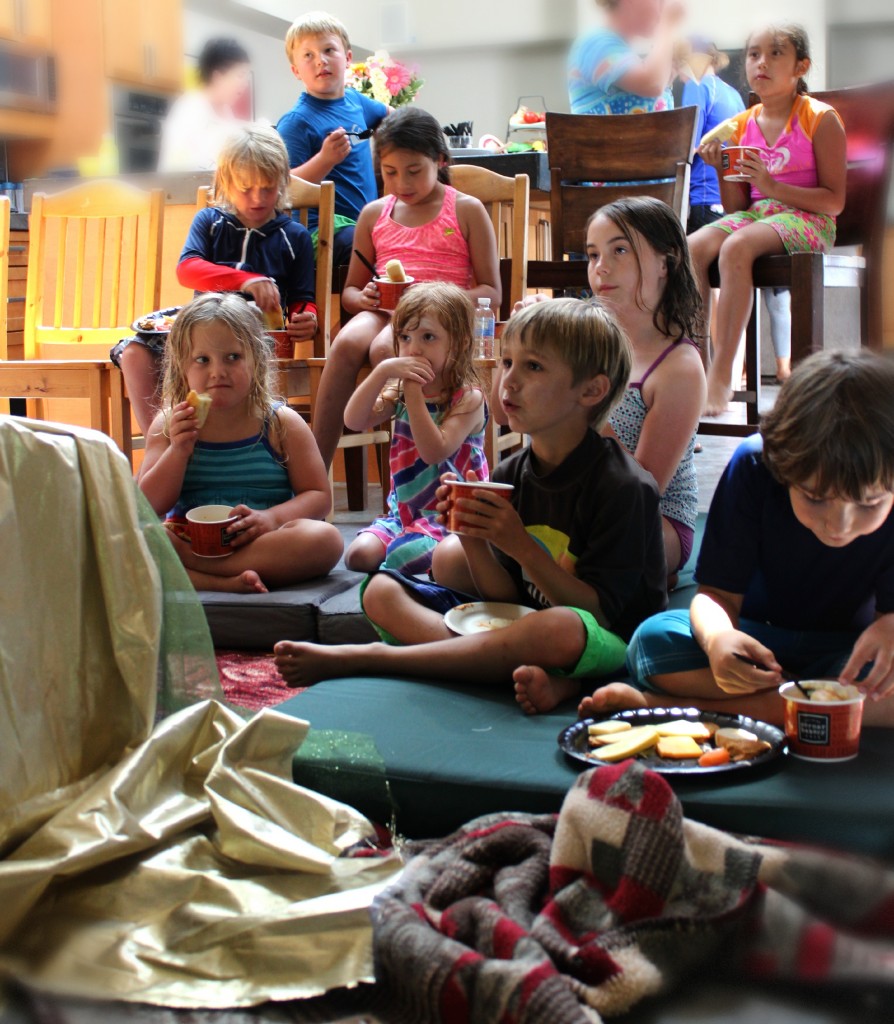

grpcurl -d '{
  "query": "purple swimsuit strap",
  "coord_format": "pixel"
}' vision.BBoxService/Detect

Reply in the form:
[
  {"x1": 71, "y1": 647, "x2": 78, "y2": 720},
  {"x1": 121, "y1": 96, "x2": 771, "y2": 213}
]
[{"x1": 633, "y1": 337, "x2": 699, "y2": 388}]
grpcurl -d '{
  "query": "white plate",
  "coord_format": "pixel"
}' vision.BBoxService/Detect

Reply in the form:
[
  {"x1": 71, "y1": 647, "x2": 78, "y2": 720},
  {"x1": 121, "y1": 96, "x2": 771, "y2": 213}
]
[{"x1": 444, "y1": 601, "x2": 535, "y2": 636}]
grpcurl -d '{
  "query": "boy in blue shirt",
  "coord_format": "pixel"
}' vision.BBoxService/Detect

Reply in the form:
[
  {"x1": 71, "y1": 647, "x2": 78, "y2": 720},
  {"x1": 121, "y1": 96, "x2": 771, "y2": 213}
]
[
  {"x1": 276, "y1": 12, "x2": 389, "y2": 267},
  {"x1": 581, "y1": 350, "x2": 894, "y2": 727},
  {"x1": 274, "y1": 300, "x2": 668, "y2": 711}
]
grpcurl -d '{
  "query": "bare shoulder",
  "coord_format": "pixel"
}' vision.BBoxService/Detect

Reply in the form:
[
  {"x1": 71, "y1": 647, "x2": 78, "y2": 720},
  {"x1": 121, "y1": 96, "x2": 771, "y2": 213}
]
[
  {"x1": 648, "y1": 341, "x2": 706, "y2": 403},
  {"x1": 454, "y1": 192, "x2": 488, "y2": 220},
  {"x1": 453, "y1": 386, "x2": 486, "y2": 412}
]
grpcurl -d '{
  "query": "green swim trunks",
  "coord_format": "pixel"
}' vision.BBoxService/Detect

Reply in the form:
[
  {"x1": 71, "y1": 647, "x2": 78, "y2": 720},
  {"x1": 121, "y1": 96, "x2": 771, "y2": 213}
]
[{"x1": 557, "y1": 607, "x2": 628, "y2": 679}]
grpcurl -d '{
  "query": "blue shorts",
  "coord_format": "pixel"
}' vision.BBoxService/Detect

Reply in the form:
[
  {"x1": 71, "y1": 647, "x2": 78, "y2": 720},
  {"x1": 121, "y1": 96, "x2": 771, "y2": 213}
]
[
  {"x1": 626, "y1": 609, "x2": 861, "y2": 693},
  {"x1": 109, "y1": 332, "x2": 166, "y2": 368}
]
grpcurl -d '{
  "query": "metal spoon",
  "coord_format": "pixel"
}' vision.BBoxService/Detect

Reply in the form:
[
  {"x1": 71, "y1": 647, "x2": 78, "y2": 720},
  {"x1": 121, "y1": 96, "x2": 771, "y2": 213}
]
[
  {"x1": 733, "y1": 653, "x2": 811, "y2": 698},
  {"x1": 353, "y1": 248, "x2": 378, "y2": 278}
]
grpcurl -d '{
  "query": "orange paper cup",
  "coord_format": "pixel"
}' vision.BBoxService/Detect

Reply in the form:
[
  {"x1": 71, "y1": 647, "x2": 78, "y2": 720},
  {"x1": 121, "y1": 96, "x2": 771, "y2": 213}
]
[
  {"x1": 722, "y1": 145, "x2": 763, "y2": 181},
  {"x1": 780, "y1": 681, "x2": 866, "y2": 762},
  {"x1": 267, "y1": 330, "x2": 294, "y2": 359},
  {"x1": 446, "y1": 480, "x2": 514, "y2": 534},
  {"x1": 376, "y1": 276, "x2": 415, "y2": 312},
  {"x1": 186, "y1": 505, "x2": 240, "y2": 558}
]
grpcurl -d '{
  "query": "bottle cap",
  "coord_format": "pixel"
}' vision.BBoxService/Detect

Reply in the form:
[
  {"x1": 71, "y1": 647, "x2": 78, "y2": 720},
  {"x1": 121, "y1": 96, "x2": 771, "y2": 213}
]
[{"x1": 479, "y1": 298, "x2": 491, "y2": 308}]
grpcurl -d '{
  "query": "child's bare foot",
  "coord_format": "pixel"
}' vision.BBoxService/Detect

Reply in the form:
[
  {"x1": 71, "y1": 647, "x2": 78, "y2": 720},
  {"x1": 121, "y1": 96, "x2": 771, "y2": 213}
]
[
  {"x1": 187, "y1": 568, "x2": 269, "y2": 594},
  {"x1": 513, "y1": 665, "x2": 580, "y2": 715},
  {"x1": 274, "y1": 640, "x2": 357, "y2": 687},
  {"x1": 704, "y1": 372, "x2": 733, "y2": 416},
  {"x1": 578, "y1": 682, "x2": 649, "y2": 719}
]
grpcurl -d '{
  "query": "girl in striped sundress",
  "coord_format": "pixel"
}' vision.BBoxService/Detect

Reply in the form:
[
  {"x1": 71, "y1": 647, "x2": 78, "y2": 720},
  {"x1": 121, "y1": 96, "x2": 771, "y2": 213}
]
[
  {"x1": 344, "y1": 282, "x2": 488, "y2": 577},
  {"x1": 139, "y1": 293, "x2": 343, "y2": 594}
]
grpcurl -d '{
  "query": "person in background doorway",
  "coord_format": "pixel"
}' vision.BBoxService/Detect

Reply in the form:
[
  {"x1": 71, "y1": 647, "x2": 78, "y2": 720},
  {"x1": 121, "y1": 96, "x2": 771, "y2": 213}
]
[
  {"x1": 158, "y1": 38, "x2": 252, "y2": 173},
  {"x1": 568, "y1": 0, "x2": 685, "y2": 116}
]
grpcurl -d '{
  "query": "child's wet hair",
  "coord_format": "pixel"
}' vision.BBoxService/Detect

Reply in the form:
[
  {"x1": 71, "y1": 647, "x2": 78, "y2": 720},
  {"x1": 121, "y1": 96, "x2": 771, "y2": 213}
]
[
  {"x1": 747, "y1": 23, "x2": 811, "y2": 94},
  {"x1": 587, "y1": 197, "x2": 703, "y2": 343},
  {"x1": 391, "y1": 282, "x2": 479, "y2": 406},
  {"x1": 212, "y1": 123, "x2": 292, "y2": 213},
  {"x1": 761, "y1": 350, "x2": 894, "y2": 501},
  {"x1": 374, "y1": 107, "x2": 451, "y2": 185},
  {"x1": 285, "y1": 11, "x2": 350, "y2": 60},
  {"x1": 162, "y1": 293, "x2": 283, "y2": 443},
  {"x1": 502, "y1": 298, "x2": 632, "y2": 426}
]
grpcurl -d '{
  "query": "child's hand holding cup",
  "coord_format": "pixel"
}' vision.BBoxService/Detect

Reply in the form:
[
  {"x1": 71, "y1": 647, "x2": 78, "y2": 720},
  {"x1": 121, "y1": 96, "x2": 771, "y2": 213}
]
[{"x1": 439, "y1": 473, "x2": 515, "y2": 534}]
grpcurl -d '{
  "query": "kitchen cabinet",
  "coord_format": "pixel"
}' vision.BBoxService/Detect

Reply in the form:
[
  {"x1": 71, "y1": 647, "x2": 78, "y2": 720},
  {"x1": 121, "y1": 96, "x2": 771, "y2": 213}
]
[
  {"x1": 103, "y1": 0, "x2": 182, "y2": 92},
  {"x1": 0, "y1": 0, "x2": 52, "y2": 46}
]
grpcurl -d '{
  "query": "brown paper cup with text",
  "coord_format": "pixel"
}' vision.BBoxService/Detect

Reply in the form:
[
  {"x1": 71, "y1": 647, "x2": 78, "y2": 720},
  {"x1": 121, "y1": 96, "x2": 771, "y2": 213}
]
[
  {"x1": 721, "y1": 146, "x2": 763, "y2": 182},
  {"x1": 780, "y1": 681, "x2": 866, "y2": 762},
  {"x1": 446, "y1": 480, "x2": 514, "y2": 534},
  {"x1": 376, "y1": 276, "x2": 415, "y2": 312},
  {"x1": 186, "y1": 505, "x2": 240, "y2": 558},
  {"x1": 266, "y1": 329, "x2": 294, "y2": 359}
]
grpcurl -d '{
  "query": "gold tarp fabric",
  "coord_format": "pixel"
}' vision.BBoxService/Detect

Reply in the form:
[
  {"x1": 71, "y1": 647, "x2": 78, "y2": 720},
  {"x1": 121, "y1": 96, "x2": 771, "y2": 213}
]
[{"x1": 0, "y1": 418, "x2": 402, "y2": 1007}]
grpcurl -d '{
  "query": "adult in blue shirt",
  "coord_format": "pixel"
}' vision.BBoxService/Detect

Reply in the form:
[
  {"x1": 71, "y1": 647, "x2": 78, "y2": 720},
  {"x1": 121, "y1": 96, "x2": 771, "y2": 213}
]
[
  {"x1": 568, "y1": 0, "x2": 685, "y2": 116},
  {"x1": 276, "y1": 13, "x2": 389, "y2": 268}
]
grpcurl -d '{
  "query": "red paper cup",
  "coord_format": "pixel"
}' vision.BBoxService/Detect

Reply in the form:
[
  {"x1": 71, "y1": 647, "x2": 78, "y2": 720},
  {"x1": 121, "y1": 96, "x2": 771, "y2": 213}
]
[
  {"x1": 186, "y1": 505, "x2": 240, "y2": 558},
  {"x1": 267, "y1": 330, "x2": 293, "y2": 359},
  {"x1": 445, "y1": 480, "x2": 514, "y2": 534},
  {"x1": 722, "y1": 145, "x2": 763, "y2": 181},
  {"x1": 780, "y1": 681, "x2": 866, "y2": 762},
  {"x1": 375, "y1": 275, "x2": 415, "y2": 312}
]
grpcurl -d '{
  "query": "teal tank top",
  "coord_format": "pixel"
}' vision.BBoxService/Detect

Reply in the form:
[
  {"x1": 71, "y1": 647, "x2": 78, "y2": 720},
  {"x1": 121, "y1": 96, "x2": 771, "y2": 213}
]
[{"x1": 169, "y1": 411, "x2": 293, "y2": 517}]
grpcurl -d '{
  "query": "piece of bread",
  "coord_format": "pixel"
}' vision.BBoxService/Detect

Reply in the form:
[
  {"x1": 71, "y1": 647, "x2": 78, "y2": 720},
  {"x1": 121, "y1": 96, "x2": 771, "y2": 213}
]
[
  {"x1": 186, "y1": 389, "x2": 213, "y2": 428},
  {"x1": 655, "y1": 720, "x2": 713, "y2": 742},
  {"x1": 593, "y1": 726, "x2": 659, "y2": 761},
  {"x1": 587, "y1": 720, "x2": 633, "y2": 737},
  {"x1": 714, "y1": 727, "x2": 771, "y2": 760},
  {"x1": 385, "y1": 259, "x2": 407, "y2": 283},
  {"x1": 700, "y1": 118, "x2": 738, "y2": 147},
  {"x1": 656, "y1": 736, "x2": 703, "y2": 760}
]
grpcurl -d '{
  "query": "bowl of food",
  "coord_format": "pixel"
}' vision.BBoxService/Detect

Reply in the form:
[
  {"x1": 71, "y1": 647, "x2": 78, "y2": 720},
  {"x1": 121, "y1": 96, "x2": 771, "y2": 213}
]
[
  {"x1": 779, "y1": 680, "x2": 865, "y2": 762},
  {"x1": 375, "y1": 259, "x2": 415, "y2": 311},
  {"x1": 445, "y1": 480, "x2": 514, "y2": 534},
  {"x1": 185, "y1": 505, "x2": 240, "y2": 558},
  {"x1": 721, "y1": 146, "x2": 764, "y2": 182}
]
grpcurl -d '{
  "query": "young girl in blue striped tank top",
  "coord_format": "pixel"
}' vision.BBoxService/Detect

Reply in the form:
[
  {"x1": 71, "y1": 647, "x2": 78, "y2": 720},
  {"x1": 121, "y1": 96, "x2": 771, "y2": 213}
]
[{"x1": 139, "y1": 293, "x2": 343, "y2": 593}]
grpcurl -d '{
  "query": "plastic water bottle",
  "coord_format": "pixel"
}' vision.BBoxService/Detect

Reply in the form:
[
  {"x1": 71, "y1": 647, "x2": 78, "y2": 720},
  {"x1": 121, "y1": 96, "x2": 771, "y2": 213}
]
[{"x1": 473, "y1": 297, "x2": 495, "y2": 359}]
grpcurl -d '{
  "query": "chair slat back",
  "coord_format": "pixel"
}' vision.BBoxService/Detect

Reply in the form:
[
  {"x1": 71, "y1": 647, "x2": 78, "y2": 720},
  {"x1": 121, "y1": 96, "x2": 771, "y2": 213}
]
[
  {"x1": 197, "y1": 176, "x2": 335, "y2": 357},
  {"x1": 546, "y1": 107, "x2": 698, "y2": 255},
  {"x1": 450, "y1": 165, "x2": 530, "y2": 316},
  {"x1": 812, "y1": 82, "x2": 894, "y2": 254},
  {"x1": 24, "y1": 180, "x2": 164, "y2": 358}
]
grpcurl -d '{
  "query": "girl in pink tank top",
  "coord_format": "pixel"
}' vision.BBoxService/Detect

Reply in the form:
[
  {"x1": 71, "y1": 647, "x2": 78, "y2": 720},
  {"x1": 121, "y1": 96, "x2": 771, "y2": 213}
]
[
  {"x1": 688, "y1": 24, "x2": 847, "y2": 417},
  {"x1": 311, "y1": 107, "x2": 501, "y2": 469}
]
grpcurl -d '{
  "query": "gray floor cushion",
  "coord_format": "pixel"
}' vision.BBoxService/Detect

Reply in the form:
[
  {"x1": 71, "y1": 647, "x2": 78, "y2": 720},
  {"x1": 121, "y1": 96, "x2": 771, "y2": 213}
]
[{"x1": 315, "y1": 580, "x2": 378, "y2": 645}]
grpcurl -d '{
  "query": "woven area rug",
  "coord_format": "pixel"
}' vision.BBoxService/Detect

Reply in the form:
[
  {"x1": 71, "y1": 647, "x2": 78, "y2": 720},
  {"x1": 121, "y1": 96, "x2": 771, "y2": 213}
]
[{"x1": 215, "y1": 650, "x2": 305, "y2": 712}]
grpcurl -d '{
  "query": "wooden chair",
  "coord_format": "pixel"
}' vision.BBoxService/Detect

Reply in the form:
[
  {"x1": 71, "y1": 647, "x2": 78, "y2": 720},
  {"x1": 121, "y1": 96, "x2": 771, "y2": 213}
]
[
  {"x1": 545, "y1": 107, "x2": 699, "y2": 255},
  {"x1": 0, "y1": 182, "x2": 162, "y2": 452},
  {"x1": 450, "y1": 166, "x2": 530, "y2": 316},
  {"x1": 450, "y1": 165, "x2": 531, "y2": 458},
  {"x1": 700, "y1": 79, "x2": 894, "y2": 437}
]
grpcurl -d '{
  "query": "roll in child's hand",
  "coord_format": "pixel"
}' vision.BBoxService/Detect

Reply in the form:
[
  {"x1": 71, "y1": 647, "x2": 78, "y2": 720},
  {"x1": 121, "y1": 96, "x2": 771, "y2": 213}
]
[
  {"x1": 169, "y1": 401, "x2": 201, "y2": 453},
  {"x1": 224, "y1": 505, "x2": 277, "y2": 549},
  {"x1": 697, "y1": 140, "x2": 725, "y2": 169}
]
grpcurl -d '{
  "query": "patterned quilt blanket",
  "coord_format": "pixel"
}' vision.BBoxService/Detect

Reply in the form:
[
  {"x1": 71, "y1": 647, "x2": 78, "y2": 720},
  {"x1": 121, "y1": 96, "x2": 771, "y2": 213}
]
[{"x1": 373, "y1": 760, "x2": 894, "y2": 1023}]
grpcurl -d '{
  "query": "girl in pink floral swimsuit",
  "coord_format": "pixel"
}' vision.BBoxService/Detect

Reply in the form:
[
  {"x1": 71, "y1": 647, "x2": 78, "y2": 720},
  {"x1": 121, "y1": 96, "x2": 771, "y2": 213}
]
[{"x1": 688, "y1": 24, "x2": 847, "y2": 415}]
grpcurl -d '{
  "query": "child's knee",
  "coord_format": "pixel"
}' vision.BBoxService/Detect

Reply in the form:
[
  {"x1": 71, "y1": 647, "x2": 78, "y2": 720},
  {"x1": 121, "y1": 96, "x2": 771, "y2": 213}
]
[
  {"x1": 360, "y1": 572, "x2": 401, "y2": 618},
  {"x1": 531, "y1": 607, "x2": 588, "y2": 665}
]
